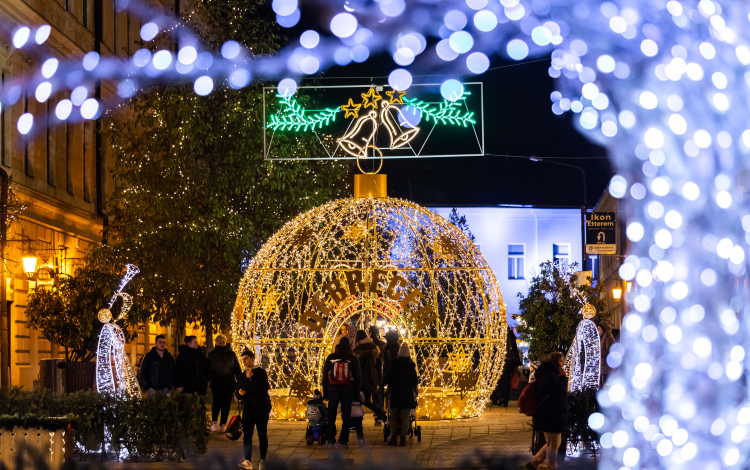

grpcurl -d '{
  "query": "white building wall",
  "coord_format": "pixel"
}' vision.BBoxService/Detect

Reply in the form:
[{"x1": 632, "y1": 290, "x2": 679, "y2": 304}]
[{"x1": 429, "y1": 207, "x2": 583, "y2": 318}]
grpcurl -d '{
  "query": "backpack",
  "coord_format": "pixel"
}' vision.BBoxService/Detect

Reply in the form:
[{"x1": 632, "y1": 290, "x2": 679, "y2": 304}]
[
  {"x1": 517, "y1": 380, "x2": 548, "y2": 416},
  {"x1": 328, "y1": 358, "x2": 353, "y2": 385}
]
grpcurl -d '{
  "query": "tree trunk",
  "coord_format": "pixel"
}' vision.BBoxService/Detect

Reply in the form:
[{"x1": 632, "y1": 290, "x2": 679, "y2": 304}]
[{"x1": 204, "y1": 310, "x2": 213, "y2": 351}]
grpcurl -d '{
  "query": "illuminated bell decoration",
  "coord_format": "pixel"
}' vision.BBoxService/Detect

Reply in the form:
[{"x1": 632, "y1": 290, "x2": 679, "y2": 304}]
[
  {"x1": 232, "y1": 193, "x2": 507, "y2": 420},
  {"x1": 98, "y1": 308, "x2": 113, "y2": 323},
  {"x1": 581, "y1": 303, "x2": 596, "y2": 320},
  {"x1": 380, "y1": 101, "x2": 420, "y2": 150},
  {"x1": 338, "y1": 110, "x2": 378, "y2": 157}
]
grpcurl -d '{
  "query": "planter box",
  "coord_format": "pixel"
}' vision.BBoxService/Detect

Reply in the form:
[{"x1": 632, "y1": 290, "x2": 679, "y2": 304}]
[{"x1": 0, "y1": 426, "x2": 72, "y2": 470}]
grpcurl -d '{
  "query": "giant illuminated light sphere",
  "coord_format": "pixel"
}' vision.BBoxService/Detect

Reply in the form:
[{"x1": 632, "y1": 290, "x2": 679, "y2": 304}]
[{"x1": 231, "y1": 190, "x2": 506, "y2": 420}]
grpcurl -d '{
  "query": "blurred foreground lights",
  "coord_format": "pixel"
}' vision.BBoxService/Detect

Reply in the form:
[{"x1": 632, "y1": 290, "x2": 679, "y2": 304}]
[
  {"x1": 117, "y1": 79, "x2": 136, "y2": 98},
  {"x1": 12, "y1": 28, "x2": 30, "y2": 48},
  {"x1": 229, "y1": 70, "x2": 251, "y2": 89},
  {"x1": 35, "y1": 82, "x2": 52, "y2": 103},
  {"x1": 664, "y1": 210, "x2": 682, "y2": 228},
  {"x1": 221, "y1": 41, "x2": 241, "y2": 59},
  {"x1": 17, "y1": 113, "x2": 33, "y2": 135},
  {"x1": 83, "y1": 52, "x2": 99, "y2": 71},
  {"x1": 507, "y1": 39, "x2": 529, "y2": 60},
  {"x1": 651, "y1": 177, "x2": 669, "y2": 196},
  {"x1": 277, "y1": 78, "x2": 297, "y2": 97},
  {"x1": 444, "y1": 10, "x2": 468, "y2": 31},
  {"x1": 588, "y1": 412, "x2": 605, "y2": 430},
  {"x1": 711, "y1": 419, "x2": 727, "y2": 436},
  {"x1": 724, "y1": 448, "x2": 740, "y2": 466},
  {"x1": 466, "y1": 53, "x2": 489, "y2": 74},
  {"x1": 133, "y1": 49, "x2": 151, "y2": 67},
  {"x1": 681, "y1": 443, "x2": 697, "y2": 460},
  {"x1": 639, "y1": 91, "x2": 657, "y2": 109},
  {"x1": 80, "y1": 98, "x2": 99, "y2": 119},
  {"x1": 608, "y1": 384, "x2": 626, "y2": 402},
  {"x1": 440, "y1": 79, "x2": 464, "y2": 101},
  {"x1": 634, "y1": 363, "x2": 652, "y2": 381},
  {"x1": 277, "y1": 9, "x2": 300, "y2": 28},
  {"x1": 193, "y1": 76, "x2": 213, "y2": 96},
  {"x1": 272, "y1": 0, "x2": 297, "y2": 16},
  {"x1": 300, "y1": 31, "x2": 319, "y2": 49},
  {"x1": 474, "y1": 10, "x2": 497, "y2": 32},
  {"x1": 626, "y1": 222, "x2": 644, "y2": 242},
  {"x1": 394, "y1": 48, "x2": 415, "y2": 66},
  {"x1": 178, "y1": 47, "x2": 197, "y2": 65},
  {"x1": 612, "y1": 430, "x2": 629, "y2": 448},
  {"x1": 655, "y1": 229, "x2": 672, "y2": 249},
  {"x1": 682, "y1": 182, "x2": 700, "y2": 200},
  {"x1": 624, "y1": 313, "x2": 642, "y2": 332},
  {"x1": 35, "y1": 25, "x2": 51, "y2": 45},
  {"x1": 153, "y1": 50, "x2": 172, "y2": 70},
  {"x1": 701, "y1": 268, "x2": 716, "y2": 286},
  {"x1": 609, "y1": 175, "x2": 627, "y2": 198},
  {"x1": 642, "y1": 324, "x2": 658, "y2": 341},
  {"x1": 633, "y1": 416, "x2": 649, "y2": 432},
  {"x1": 641, "y1": 39, "x2": 658, "y2": 57},
  {"x1": 55, "y1": 99, "x2": 72, "y2": 120},
  {"x1": 730, "y1": 426, "x2": 746, "y2": 443},
  {"x1": 693, "y1": 337, "x2": 712, "y2": 357},
  {"x1": 331, "y1": 13, "x2": 357, "y2": 38},
  {"x1": 730, "y1": 345, "x2": 745, "y2": 362},
  {"x1": 388, "y1": 69, "x2": 412, "y2": 91},
  {"x1": 665, "y1": 325, "x2": 682, "y2": 344},
  {"x1": 670, "y1": 282, "x2": 688, "y2": 300},
  {"x1": 716, "y1": 191, "x2": 732, "y2": 208},
  {"x1": 140, "y1": 22, "x2": 158, "y2": 42},
  {"x1": 622, "y1": 447, "x2": 640, "y2": 467},
  {"x1": 71, "y1": 86, "x2": 87, "y2": 106},
  {"x1": 466, "y1": 0, "x2": 487, "y2": 9},
  {"x1": 449, "y1": 31, "x2": 474, "y2": 53},
  {"x1": 727, "y1": 362, "x2": 742, "y2": 380},
  {"x1": 644, "y1": 128, "x2": 664, "y2": 148},
  {"x1": 721, "y1": 309, "x2": 739, "y2": 335},
  {"x1": 656, "y1": 439, "x2": 673, "y2": 456},
  {"x1": 619, "y1": 262, "x2": 635, "y2": 280},
  {"x1": 41, "y1": 58, "x2": 58, "y2": 79}
]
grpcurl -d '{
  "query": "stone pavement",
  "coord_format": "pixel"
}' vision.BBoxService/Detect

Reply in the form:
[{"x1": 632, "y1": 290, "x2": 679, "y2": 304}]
[{"x1": 105, "y1": 402, "x2": 595, "y2": 469}]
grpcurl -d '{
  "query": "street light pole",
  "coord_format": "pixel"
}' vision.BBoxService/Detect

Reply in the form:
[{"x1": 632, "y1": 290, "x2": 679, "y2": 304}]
[{"x1": 531, "y1": 158, "x2": 587, "y2": 270}]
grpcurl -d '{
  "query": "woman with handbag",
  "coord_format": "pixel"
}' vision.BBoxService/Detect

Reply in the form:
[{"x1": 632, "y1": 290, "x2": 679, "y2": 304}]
[{"x1": 236, "y1": 349, "x2": 271, "y2": 470}]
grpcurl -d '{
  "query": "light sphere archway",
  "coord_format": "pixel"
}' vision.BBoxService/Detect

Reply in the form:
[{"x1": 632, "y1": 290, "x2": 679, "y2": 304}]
[{"x1": 231, "y1": 196, "x2": 507, "y2": 420}]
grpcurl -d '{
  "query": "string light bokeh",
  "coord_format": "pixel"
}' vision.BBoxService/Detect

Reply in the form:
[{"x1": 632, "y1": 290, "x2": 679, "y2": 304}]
[{"x1": 231, "y1": 196, "x2": 506, "y2": 420}]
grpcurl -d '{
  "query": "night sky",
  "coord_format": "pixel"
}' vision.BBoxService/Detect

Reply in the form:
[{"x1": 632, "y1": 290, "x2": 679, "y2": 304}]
[{"x1": 286, "y1": 11, "x2": 613, "y2": 208}]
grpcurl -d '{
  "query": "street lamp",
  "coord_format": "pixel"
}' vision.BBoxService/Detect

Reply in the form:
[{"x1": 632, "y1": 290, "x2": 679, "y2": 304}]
[
  {"x1": 612, "y1": 286, "x2": 622, "y2": 301},
  {"x1": 21, "y1": 253, "x2": 37, "y2": 278}
]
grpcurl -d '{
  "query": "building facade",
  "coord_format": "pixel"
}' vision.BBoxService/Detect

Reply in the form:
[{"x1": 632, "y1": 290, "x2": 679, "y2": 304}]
[
  {"x1": 430, "y1": 206, "x2": 584, "y2": 318},
  {"x1": 0, "y1": 0, "x2": 209, "y2": 389}
]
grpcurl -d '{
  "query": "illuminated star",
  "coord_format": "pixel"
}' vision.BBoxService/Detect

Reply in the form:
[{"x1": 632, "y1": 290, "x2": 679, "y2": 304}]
[
  {"x1": 341, "y1": 98, "x2": 362, "y2": 118},
  {"x1": 446, "y1": 345, "x2": 472, "y2": 374},
  {"x1": 341, "y1": 222, "x2": 368, "y2": 244},
  {"x1": 385, "y1": 90, "x2": 407, "y2": 104},
  {"x1": 454, "y1": 371, "x2": 479, "y2": 399},
  {"x1": 361, "y1": 88, "x2": 383, "y2": 109},
  {"x1": 291, "y1": 227, "x2": 315, "y2": 247},
  {"x1": 257, "y1": 289, "x2": 281, "y2": 314},
  {"x1": 289, "y1": 374, "x2": 312, "y2": 399},
  {"x1": 440, "y1": 236, "x2": 461, "y2": 259}
]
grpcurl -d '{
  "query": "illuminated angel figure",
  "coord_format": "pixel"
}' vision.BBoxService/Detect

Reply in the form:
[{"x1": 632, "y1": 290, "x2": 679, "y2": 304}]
[
  {"x1": 565, "y1": 303, "x2": 601, "y2": 392},
  {"x1": 96, "y1": 265, "x2": 141, "y2": 397}
]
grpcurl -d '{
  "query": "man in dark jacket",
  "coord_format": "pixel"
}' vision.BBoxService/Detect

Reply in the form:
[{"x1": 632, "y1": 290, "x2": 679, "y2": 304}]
[
  {"x1": 493, "y1": 326, "x2": 521, "y2": 407},
  {"x1": 207, "y1": 334, "x2": 242, "y2": 431},
  {"x1": 138, "y1": 335, "x2": 175, "y2": 396},
  {"x1": 354, "y1": 330, "x2": 387, "y2": 424},
  {"x1": 384, "y1": 343, "x2": 418, "y2": 446},
  {"x1": 598, "y1": 320, "x2": 616, "y2": 385},
  {"x1": 174, "y1": 336, "x2": 208, "y2": 395},
  {"x1": 321, "y1": 337, "x2": 361, "y2": 447}
]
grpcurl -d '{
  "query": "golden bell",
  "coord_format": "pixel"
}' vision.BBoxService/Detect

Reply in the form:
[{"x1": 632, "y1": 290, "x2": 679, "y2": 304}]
[
  {"x1": 380, "y1": 101, "x2": 420, "y2": 150},
  {"x1": 338, "y1": 111, "x2": 378, "y2": 157}
]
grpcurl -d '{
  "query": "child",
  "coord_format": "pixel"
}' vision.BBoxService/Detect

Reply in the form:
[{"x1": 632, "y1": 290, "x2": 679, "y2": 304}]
[
  {"x1": 351, "y1": 391, "x2": 366, "y2": 446},
  {"x1": 305, "y1": 389, "x2": 328, "y2": 445}
]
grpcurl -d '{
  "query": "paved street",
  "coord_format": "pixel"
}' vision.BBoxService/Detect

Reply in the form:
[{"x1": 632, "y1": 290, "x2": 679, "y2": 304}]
[{"x1": 103, "y1": 401, "x2": 585, "y2": 469}]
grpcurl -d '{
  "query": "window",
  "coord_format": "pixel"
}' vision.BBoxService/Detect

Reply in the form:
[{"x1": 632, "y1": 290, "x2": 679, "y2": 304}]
[
  {"x1": 508, "y1": 244, "x2": 525, "y2": 279},
  {"x1": 553, "y1": 244, "x2": 570, "y2": 270}
]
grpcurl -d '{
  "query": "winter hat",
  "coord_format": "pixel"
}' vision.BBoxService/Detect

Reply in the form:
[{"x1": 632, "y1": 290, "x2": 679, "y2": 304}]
[
  {"x1": 313, "y1": 389, "x2": 323, "y2": 399},
  {"x1": 398, "y1": 343, "x2": 410, "y2": 358},
  {"x1": 368, "y1": 325, "x2": 381, "y2": 338},
  {"x1": 598, "y1": 320, "x2": 612, "y2": 334}
]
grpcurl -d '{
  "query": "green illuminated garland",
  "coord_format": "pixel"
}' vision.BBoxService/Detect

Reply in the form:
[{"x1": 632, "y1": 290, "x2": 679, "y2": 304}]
[
  {"x1": 403, "y1": 92, "x2": 477, "y2": 127},
  {"x1": 266, "y1": 95, "x2": 340, "y2": 132}
]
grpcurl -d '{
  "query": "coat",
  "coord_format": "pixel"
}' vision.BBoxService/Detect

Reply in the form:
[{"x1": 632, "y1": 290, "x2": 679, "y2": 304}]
[
  {"x1": 321, "y1": 351, "x2": 361, "y2": 398},
  {"x1": 138, "y1": 347, "x2": 175, "y2": 391},
  {"x1": 384, "y1": 357, "x2": 418, "y2": 410},
  {"x1": 371, "y1": 336, "x2": 386, "y2": 383},
  {"x1": 174, "y1": 345, "x2": 208, "y2": 395},
  {"x1": 532, "y1": 362, "x2": 568, "y2": 433},
  {"x1": 207, "y1": 345, "x2": 241, "y2": 388},
  {"x1": 354, "y1": 339, "x2": 381, "y2": 395},
  {"x1": 500, "y1": 327, "x2": 522, "y2": 379},
  {"x1": 236, "y1": 367, "x2": 272, "y2": 414}
]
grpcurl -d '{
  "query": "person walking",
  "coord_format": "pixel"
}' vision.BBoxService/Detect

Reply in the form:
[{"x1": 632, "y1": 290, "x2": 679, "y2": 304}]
[
  {"x1": 597, "y1": 320, "x2": 616, "y2": 386},
  {"x1": 333, "y1": 324, "x2": 349, "y2": 349},
  {"x1": 384, "y1": 342, "x2": 418, "y2": 447},
  {"x1": 353, "y1": 330, "x2": 387, "y2": 427},
  {"x1": 138, "y1": 334, "x2": 175, "y2": 396},
  {"x1": 368, "y1": 325, "x2": 387, "y2": 424},
  {"x1": 525, "y1": 351, "x2": 568, "y2": 470},
  {"x1": 174, "y1": 335, "x2": 208, "y2": 395},
  {"x1": 493, "y1": 326, "x2": 521, "y2": 407},
  {"x1": 321, "y1": 337, "x2": 361, "y2": 448},
  {"x1": 236, "y1": 349, "x2": 272, "y2": 470},
  {"x1": 206, "y1": 334, "x2": 241, "y2": 432}
]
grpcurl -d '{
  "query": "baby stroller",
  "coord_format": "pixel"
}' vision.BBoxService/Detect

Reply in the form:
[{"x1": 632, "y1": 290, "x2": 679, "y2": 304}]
[
  {"x1": 305, "y1": 390, "x2": 327, "y2": 445},
  {"x1": 383, "y1": 389, "x2": 421, "y2": 442}
]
